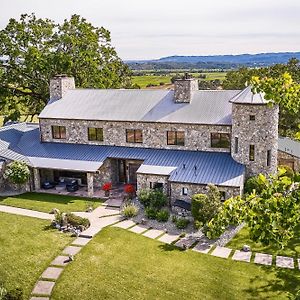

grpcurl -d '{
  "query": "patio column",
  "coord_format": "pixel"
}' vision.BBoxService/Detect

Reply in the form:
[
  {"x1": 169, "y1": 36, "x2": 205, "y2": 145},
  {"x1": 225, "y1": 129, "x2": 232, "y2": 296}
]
[
  {"x1": 33, "y1": 168, "x2": 41, "y2": 191},
  {"x1": 87, "y1": 172, "x2": 94, "y2": 198}
]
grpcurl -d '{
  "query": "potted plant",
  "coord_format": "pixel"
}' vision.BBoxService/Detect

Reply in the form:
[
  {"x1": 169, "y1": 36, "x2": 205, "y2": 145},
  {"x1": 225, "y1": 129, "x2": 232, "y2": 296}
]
[
  {"x1": 124, "y1": 184, "x2": 135, "y2": 200},
  {"x1": 102, "y1": 182, "x2": 112, "y2": 197}
]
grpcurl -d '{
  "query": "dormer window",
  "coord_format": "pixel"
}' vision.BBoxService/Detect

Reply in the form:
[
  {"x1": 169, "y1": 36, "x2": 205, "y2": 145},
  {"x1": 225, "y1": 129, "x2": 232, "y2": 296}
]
[
  {"x1": 250, "y1": 115, "x2": 255, "y2": 121},
  {"x1": 52, "y1": 125, "x2": 66, "y2": 139}
]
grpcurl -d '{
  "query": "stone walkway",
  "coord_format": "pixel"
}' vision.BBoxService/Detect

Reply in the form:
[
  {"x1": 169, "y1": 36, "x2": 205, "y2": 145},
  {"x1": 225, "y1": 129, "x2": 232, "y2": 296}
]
[{"x1": 0, "y1": 205, "x2": 53, "y2": 220}]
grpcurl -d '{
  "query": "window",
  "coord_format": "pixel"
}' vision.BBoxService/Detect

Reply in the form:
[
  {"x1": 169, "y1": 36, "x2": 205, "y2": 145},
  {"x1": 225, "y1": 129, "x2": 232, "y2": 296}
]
[
  {"x1": 182, "y1": 187, "x2": 188, "y2": 196},
  {"x1": 211, "y1": 133, "x2": 231, "y2": 148},
  {"x1": 126, "y1": 129, "x2": 143, "y2": 143},
  {"x1": 234, "y1": 137, "x2": 238, "y2": 154},
  {"x1": 52, "y1": 125, "x2": 66, "y2": 139},
  {"x1": 267, "y1": 150, "x2": 271, "y2": 166},
  {"x1": 220, "y1": 191, "x2": 226, "y2": 202},
  {"x1": 249, "y1": 145, "x2": 255, "y2": 161},
  {"x1": 250, "y1": 115, "x2": 255, "y2": 121},
  {"x1": 88, "y1": 127, "x2": 103, "y2": 141},
  {"x1": 150, "y1": 182, "x2": 163, "y2": 190},
  {"x1": 167, "y1": 131, "x2": 185, "y2": 146}
]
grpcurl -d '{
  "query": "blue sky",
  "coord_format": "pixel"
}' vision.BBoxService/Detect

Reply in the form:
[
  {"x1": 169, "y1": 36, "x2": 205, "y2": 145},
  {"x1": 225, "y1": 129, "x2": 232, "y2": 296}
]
[{"x1": 1, "y1": 0, "x2": 299, "y2": 60}]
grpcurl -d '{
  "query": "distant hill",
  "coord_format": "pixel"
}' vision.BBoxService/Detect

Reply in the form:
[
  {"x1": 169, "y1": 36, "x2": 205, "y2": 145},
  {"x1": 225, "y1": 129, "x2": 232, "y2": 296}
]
[{"x1": 127, "y1": 52, "x2": 300, "y2": 70}]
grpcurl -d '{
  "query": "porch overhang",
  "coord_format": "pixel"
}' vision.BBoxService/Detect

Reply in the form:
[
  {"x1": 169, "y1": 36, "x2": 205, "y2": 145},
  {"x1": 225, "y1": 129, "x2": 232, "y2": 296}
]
[{"x1": 28, "y1": 157, "x2": 103, "y2": 172}]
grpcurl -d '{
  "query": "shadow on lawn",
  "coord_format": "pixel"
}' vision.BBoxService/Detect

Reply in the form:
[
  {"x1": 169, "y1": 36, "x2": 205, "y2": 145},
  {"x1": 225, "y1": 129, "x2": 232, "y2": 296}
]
[
  {"x1": 245, "y1": 265, "x2": 300, "y2": 298},
  {"x1": 158, "y1": 243, "x2": 184, "y2": 252}
]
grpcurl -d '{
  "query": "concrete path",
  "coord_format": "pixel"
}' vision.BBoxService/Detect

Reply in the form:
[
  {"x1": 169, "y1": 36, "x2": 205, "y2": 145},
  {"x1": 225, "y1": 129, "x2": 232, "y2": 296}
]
[{"x1": 0, "y1": 205, "x2": 53, "y2": 220}]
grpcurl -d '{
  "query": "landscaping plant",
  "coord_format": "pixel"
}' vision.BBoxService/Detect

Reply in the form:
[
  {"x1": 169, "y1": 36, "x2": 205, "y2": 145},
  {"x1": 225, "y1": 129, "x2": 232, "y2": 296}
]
[
  {"x1": 122, "y1": 204, "x2": 139, "y2": 218},
  {"x1": 156, "y1": 209, "x2": 170, "y2": 222},
  {"x1": 175, "y1": 218, "x2": 190, "y2": 229},
  {"x1": 102, "y1": 182, "x2": 112, "y2": 197},
  {"x1": 124, "y1": 184, "x2": 135, "y2": 200},
  {"x1": 3, "y1": 161, "x2": 30, "y2": 185}
]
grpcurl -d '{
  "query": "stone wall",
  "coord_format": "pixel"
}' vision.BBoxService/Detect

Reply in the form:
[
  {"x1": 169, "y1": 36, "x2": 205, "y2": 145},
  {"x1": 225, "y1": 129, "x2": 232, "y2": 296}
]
[
  {"x1": 39, "y1": 118, "x2": 231, "y2": 153},
  {"x1": 93, "y1": 159, "x2": 118, "y2": 188},
  {"x1": 278, "y1": 150, "x2": 300, "y2": 172},
  {"x1": 136, "y1": 173, "x2": 170, "y2": 195},
  {"x1": 231, "y1": 103, "x2": 279, "y2": 177},
  {"x1": 174, "y1": 78, "x2": 198, "y2": 103},
  {"x1": 169, "y1": 182, "x2": 242, "y2": 204}
]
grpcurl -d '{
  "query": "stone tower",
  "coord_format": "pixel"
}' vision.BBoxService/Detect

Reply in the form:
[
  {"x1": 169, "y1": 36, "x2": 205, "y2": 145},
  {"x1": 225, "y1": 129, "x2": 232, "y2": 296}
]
[
  {"x1": 230, "y1": 86, "x2": 279, "y2": 177},
  {"x1": 49, "y1": 75, "x2": 75, "y2": 102},
  {"x1": 174, "y1": 74, "x2": 198, "y2": 103}
]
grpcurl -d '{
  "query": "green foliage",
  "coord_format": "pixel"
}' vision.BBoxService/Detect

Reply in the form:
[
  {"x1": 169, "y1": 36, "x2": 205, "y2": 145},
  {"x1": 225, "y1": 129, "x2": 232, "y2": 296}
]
[
  {"x1": 145, "y1": 207, "x2": 157, "y2": 219},
  {"x1": 0, "y1": 284, "x2": 23, "y2": 300},
  {"x1": 0, "y1": 14, "x2": 132, "y2": 120},
  {"x1": 206, "y1": 170, "x2": 300, "y2": 248},
  {"x1": 3, "y1": 161, "x2": 30, "y2": 185},
  {"x1": 278, "y1": 165, "x2": 294, "y2": 178},
  {"x1": 244, "y1": 176, "x2": 264, "y2": 194},
  {"x1": 156, "y1": 209, "x2": 170, "y2": 222},
  {"x1": 138, "y1": 189, "x2": 167, "y2": 209},
  {"x1": 175, "y1": 218, "x2": 190, "y2": 229},
  {"x1": 65, "y1": 213, "x2": 90, "y2": 228},
  {"x1": 121, "y1": 204, "x2": 139, "y2": 218},
  {"x1": 191, "y1": 184, "x2": 221, "y2": 227},
  {"x1": 223, "y1": 59, "x2": 300, "y2": 138}
]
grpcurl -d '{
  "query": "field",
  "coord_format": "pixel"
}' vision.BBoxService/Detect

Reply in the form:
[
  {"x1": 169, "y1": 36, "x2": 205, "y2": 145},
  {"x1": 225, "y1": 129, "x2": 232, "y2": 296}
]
[
  {"x1": 132, "y1": 72, "x2": 227, "y2": 88},
  {"x1": 52, "y1": 227, "x2": 300, "y2": 300}
]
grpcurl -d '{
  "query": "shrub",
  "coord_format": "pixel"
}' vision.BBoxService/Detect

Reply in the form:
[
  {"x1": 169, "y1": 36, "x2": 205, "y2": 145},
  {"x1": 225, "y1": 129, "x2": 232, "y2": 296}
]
[
  {"x1": 145, "y1": 207, "x2": 157, "y2": 219},
  {"x1": 244, "y1": 176, "x2": 264, "y2": 194},
  {"x1": 102, "y1": 182, "x2": 112, "y2": 191},
  {"x1": 0, "y1": 284, "x2": 23, "y2": 300},
  {"x1": 278, "y1": 165, "x2": 294, "y2": 178},
  {"x1": 4, "y1": 161, "x2": 30, "y2": 185},
  {"x1": 175, "y1": 218, "x2": 190, "y2": 229},
  {"x1": 138, "y1": 189, "x2": 151, "y2": 207},
  {"x1": 171, "y1": 215, "x2": 177, "y2": 223},
  {"x1": 156, "y1": 209, "x2": 170, "y2": 222},
  {"x1": 66, "y1": 213, "x2": 90, "y2": 228},
  {"x1": 122, "y1": 203, "x2": 139, "y2": 218},
  {"x1": 149, "y1": 190, "x2": 167, "y2": 209}
]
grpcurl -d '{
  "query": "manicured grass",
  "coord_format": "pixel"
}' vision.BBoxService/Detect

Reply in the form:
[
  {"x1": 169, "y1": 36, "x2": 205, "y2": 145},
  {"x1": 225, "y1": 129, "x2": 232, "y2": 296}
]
[
  {"x1": 0, "y1": 212, "x2": 73, "y2": 299},
  {"x1": 0, "y1": 192, "x2": 103, "y2": 213},
  {"x1": 227, "y1": 226, "x2": 300, "y2": 258},
  {"x1": 52, "y1": 227, "x2": 300, "y2": 300}
]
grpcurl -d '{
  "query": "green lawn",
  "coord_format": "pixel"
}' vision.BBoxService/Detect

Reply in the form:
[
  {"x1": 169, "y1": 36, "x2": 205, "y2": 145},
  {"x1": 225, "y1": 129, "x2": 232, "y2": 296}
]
[
  {"x1": 52, "y1": 227, "x2": 300, "y2": 300},
  {"x1": 0, "y1": 192, "x2": 103, "y2": 213},
  {"x1": 227, "y1": 226, "x2": 300, "y2": 258},
  {"x1": 0, "y1": 212, "x2": 73, "y2": 299}
]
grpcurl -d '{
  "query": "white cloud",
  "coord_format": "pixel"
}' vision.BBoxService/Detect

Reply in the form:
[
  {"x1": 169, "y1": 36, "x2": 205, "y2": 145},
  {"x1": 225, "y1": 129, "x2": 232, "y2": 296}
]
[{"x1": 0, "y1": 0, "x2": 299, "y2": 59}]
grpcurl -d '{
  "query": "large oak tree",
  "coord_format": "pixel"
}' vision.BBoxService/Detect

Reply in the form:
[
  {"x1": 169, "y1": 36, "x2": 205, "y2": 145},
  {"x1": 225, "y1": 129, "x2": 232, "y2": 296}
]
[{"x1": 0, "y1": 14, "x2": 132, "y2": 121}]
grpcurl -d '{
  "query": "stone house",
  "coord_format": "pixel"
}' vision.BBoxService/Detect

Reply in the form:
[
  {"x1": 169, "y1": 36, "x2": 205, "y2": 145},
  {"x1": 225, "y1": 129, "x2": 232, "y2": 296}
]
[{"x1": 0, "y1": 75, "x2": 282, "y2": 205}]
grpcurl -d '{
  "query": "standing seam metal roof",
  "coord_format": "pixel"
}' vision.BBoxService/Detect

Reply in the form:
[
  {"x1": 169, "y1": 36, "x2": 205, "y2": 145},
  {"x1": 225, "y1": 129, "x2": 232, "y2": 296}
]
[{"x1": 0, "y1": 123, "x2": 245, "y2": 187}]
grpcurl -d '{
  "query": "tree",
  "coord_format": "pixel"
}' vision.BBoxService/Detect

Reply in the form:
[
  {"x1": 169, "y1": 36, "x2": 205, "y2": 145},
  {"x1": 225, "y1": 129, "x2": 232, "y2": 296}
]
[
  {"x1": 4, "y1": 161, "x2": 30, "y2": 185},
  {"x1": 191, "y1": 184, "x2": 222, "y2": 228},
  {"x1": 0, "y1": 14, "x2": 132, "y2": 121},
  {"x1": 206, "y1": 169, "x2": 300, "y2": 248},
  {"x1": 222, "y1": 59, "x2": 300, "y2": 138}
]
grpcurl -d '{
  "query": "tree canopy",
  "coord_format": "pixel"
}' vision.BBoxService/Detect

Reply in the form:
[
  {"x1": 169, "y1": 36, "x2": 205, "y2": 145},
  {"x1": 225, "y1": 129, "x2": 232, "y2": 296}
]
[
  {"x1": 0, "y1": 14, "x2": 132, "y2": 121},
  {"x1": 222, "y1": 59, "x2": 300, "y2": 139}
]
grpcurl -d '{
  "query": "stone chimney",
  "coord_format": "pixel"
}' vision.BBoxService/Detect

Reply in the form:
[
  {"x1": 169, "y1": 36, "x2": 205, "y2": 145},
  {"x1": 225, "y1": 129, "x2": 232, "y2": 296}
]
[
  {"x1": 49, "y1": 75, "x2": 75, "y2": 102},
  {"x1": 174, "y1": 73, "x2": 198, "y2": 103}
]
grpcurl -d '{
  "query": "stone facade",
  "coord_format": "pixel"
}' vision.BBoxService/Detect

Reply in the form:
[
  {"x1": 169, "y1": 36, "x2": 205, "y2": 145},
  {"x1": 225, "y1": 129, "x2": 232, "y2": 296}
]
[
  {"x1": 169, "y1": 182, "x2": 242, "y2": 204},
  {"x1": 39, "y1": 118, "x2": 231, "y2": 153},
  {"x1": 93, "y1": 159, "x2": 118, "y2": 188},
  {"x1": 136, "y1": 173, "x2": 170, "y2": 195},
  {"x1": 174, "y1": 78, "x2": 198, "y2": 103},
  {"x1": 231, "y1": 103, "x2": 279, "y2": 177},
  {"x1": 49, "y1": 75, "x2": 75, "y2": 102},
  {"x1": 278, "y1": 150, "x2": 300, "y2": 172}
]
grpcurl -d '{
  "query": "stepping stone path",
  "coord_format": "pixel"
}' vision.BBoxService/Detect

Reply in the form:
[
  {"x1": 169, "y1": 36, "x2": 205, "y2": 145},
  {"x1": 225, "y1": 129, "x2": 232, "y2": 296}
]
[
  {"x1": 192, "y1": 241, "x2": 212, "y2": 254},
  {"x1": 158, "y1": 233, "x2": 180, "y2": 244},
  {"x1": 72, "y1": 237, "x2": 91, "y2": 246},
  {"x1": 143, "y1": 229, "x2": 165, "y2": 239},
  {"x1": 232, "y1": 250, "x2": 252, "y2": 262},
  {"x1": 175, "y1": 235, "x2": 198, "y2": 249},
  {"x1": 113, "y1": 219, "x2": 136, "y2": 229},
  {"x1": 254, "y1": 253, "x2": 273, "y2": 266},
  {"x1": 276, "y1": 256, "x2": 294, "y2": 269},
  {"x1": 63, "y1": 246, "x2": 81, "y2": 256},
  {"x1": 211, "y1": 246, "x2": 232, "y2": 259},
  {"x1": 32, "y1": 281, "x2": 55, "y2": 296},
  {"x1": 41, "y1": 267, "x2": 63, "y2": 280},
  {"x1": 31, "y1": 297, "x2": 49, "y2": 300},
  {"x1": 129, "y1": 224, "x2": 149, "y2": 234},
  {"x1": 51, "y1": 255, "x2": 71, "y2": 267}
]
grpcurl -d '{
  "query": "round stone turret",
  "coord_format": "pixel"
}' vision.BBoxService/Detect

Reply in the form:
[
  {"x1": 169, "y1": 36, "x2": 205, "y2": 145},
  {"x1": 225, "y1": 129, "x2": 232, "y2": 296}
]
[
  {"x1": 49, "y1": 75, "x2": 75, "y2": 102},
  {"x1": 230, "y1": 86, "x2": 279, "y2": 177}
]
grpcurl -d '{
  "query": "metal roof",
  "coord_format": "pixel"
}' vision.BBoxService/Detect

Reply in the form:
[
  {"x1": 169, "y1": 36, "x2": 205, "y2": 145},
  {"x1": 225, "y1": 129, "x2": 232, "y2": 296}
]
[
  {"x1": 229, "y1": 86, "x2": 267, "y2": 105},
  {"x1": 0, "y1": 123, "x2": 245, "y2": 187},
  {"x1": 137, "y1": 165, "x2": 177, "y2": 176},
  {"x1": 39, "y1": 89, "x2": 240, "y2": 125},
  {"x1": 278, "y1": 137, "x2": 300, "y2": 158}
]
